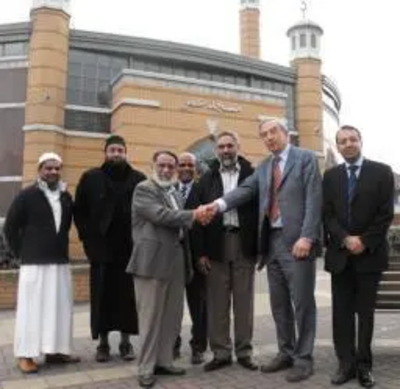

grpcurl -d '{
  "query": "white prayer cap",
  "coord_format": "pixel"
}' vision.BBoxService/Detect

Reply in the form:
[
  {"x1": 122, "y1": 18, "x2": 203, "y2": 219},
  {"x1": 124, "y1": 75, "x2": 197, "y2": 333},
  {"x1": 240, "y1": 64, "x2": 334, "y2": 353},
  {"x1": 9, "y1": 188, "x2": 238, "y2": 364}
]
[{"x1": 38, "y1": 152, "x2": 63, "y2": 166}]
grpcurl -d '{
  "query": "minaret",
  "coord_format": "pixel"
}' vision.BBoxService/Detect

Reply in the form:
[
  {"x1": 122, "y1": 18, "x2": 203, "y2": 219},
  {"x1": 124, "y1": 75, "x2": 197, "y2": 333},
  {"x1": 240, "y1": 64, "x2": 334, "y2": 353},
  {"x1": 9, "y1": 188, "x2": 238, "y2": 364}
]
[
  {"x1": 240, "y1": 0, "x2": 261, "y2": 59},
  {"x1": 23, "y1": 0, "x2": 71, "y2": 183},
  {"x1": 287, "y1": 15, "x2": 324, "y2": 153}
]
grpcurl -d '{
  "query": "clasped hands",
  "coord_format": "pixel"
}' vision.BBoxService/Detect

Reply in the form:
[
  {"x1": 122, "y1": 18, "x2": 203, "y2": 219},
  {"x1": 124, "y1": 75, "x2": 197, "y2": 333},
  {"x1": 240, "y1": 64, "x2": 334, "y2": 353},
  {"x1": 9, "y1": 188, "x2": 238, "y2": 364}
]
[
  {"x1": 193, "y1": 202, "x2": 218, "y2": 225},
  {"x1": 344, "y1": 235, "x2": 365, "y2": 255}
]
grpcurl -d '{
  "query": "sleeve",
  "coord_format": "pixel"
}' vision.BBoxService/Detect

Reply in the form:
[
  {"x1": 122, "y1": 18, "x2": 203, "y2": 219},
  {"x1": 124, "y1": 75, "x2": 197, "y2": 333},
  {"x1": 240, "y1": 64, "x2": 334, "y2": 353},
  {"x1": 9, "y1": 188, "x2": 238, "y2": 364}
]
[
  {"x1": 133, "y1": 184, "x2": 194, "y2": 229},
  {"x1": 73, "y1": 173, "x2": 90, "y2": 241}
]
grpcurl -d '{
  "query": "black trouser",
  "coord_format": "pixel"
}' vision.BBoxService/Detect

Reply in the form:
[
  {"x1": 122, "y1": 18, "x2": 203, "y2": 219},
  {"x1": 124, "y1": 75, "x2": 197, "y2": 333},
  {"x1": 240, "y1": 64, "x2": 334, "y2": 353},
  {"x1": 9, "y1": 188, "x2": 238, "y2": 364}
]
[
  {"x1": 331, "y1": 263, "x2": 381, "y2": 370},
  {"x1": 174, "y1": 270, "x2": 207, "y2": 353}
]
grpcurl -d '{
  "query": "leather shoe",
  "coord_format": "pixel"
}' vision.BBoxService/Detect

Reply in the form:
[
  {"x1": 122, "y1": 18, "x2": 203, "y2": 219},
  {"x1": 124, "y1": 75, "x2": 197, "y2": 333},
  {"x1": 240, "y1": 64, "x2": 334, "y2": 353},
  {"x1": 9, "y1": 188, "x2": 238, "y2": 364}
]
[
  {"x1": 154, "y1": 365, "x2": 186, "y2": 376},
  {"x1": 191, "y1": 351, "x2": 205, "y2": 365},
  {"x1": 17, "y1": 358, "x2": 38, "y2": 374},
  {"x1": 285, "y1": 365, "x2": 313, "y2": 382},
  {"x1": 45, "y1": 353, "x2": 81, "y2": 364},
  {"x1": 204, "y1": 358, "x2": 232, "y2": 372},
  {"x1": 138, "y1": 374, "x2": 156, "y2": 388},
  {"x1": 119, "y1": 342, "x2": 135, "y2": 361},
  {"x1": 95, "y1": 344, "x2": 110, "y2": 363},
  {"x1": 260, "y1": 355, "x2": 293, "y2": 373},
  {"x1": 358, "y1": 369, "x2": 375, "y2": 388},
  {"x1": 237, "y1": 356, "x2": 258, "y2": 371},
  {"x1": 331, "y1": 366, "x2": 356, "y2": 385}
]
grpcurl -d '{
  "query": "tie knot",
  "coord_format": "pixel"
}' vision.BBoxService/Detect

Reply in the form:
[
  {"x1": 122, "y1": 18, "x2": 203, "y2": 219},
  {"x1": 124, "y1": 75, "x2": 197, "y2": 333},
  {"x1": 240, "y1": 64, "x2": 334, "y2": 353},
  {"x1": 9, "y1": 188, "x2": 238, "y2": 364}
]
[
  {"x1": 273, "y1": 155, "x2": 281, "y2": 165},
  {"x1": 348, "y1": 164, "x2": 358, "y2": 173}
]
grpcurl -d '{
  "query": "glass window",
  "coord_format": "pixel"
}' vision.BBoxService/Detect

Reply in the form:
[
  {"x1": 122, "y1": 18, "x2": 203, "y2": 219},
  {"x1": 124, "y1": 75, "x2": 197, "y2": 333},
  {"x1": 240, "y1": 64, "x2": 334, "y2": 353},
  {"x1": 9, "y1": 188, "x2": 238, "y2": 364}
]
[
  {"x1": 0, "y1": 44, "x2": 4, "y2": 57},
  {"x1": 0, "y1": 182, "x2": 22, "y2": 218},
  {"x1": 64, "y1": 110, "x2": 111, "y2": 133},
  {"x1": 188, "y1": 137, "x2": 216, "y2": 174},
  {"x1": 300, "y1": 33, "x2": 307, "y2": 48},
  {"x1": 311, "y1": 33, "x2": 317, "y2": 48},
  {"x1": 4, "y1": 42, "x2": 27, "y2": 57},
  {"x1": 291, "y1": 36, "x2": 296, "y2": 50}
]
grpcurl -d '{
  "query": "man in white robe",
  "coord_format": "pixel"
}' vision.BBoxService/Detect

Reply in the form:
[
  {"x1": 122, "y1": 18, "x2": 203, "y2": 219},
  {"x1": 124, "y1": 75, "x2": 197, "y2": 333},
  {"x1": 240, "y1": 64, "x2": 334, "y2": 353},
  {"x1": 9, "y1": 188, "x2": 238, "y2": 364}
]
[{"x1": 4, "y1": 152, "x2": 80, "y2": 373}]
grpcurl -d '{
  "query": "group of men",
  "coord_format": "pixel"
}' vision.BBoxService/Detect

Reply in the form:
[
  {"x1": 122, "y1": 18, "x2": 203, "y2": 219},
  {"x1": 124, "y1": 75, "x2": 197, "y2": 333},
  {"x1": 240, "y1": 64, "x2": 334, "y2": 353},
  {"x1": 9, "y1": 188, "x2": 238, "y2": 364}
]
[{"x1": 4, "y1": 119, "x2": 394, "y2": 389}]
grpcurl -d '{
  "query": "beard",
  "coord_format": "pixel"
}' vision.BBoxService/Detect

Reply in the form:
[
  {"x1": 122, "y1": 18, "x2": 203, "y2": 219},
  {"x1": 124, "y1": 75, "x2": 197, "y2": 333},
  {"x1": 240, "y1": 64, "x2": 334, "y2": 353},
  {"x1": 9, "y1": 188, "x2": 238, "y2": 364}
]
[
  {"x1": 152, "y1": 172, "x2": 176, "y2": 189},
  {"x1": 220, "y1": 155, "x2": 238, "y2": 169}
]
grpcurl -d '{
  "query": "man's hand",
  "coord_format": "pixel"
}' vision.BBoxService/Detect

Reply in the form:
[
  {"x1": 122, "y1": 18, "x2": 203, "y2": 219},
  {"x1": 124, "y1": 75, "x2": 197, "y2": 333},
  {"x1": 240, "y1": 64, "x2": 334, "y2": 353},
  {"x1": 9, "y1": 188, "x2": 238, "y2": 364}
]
[
  {"x1": 198, "y1": 256, "x2": 211, "y2": 275},
  {"x1": 344, "y1": 236, "x2": 365, "y2": 255},
  {"x1": 193, "y1": 203, "x2": 218, "y2": 225},
  {"x1": 292, "y1": 238, "x2": 312, "y2": 260}
]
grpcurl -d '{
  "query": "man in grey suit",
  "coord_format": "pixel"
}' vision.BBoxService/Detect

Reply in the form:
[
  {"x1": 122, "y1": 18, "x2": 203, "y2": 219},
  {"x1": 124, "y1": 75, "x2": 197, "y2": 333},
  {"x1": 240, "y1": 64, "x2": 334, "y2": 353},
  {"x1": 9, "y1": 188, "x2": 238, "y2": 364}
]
[
  {"x1": 207, "y1": 119, "x2": 322, "y2": 383},
  {"x1": 126, "y1": 150, "x2": 207, "y2": 388}
]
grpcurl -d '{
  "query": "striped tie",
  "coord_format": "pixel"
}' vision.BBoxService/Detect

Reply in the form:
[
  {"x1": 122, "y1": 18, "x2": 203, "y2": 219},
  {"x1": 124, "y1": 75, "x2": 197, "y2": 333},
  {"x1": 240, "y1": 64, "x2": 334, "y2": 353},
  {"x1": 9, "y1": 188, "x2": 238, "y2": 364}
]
[{"x1": 268, "y1": 156, "x2": 282, "y2": 221}]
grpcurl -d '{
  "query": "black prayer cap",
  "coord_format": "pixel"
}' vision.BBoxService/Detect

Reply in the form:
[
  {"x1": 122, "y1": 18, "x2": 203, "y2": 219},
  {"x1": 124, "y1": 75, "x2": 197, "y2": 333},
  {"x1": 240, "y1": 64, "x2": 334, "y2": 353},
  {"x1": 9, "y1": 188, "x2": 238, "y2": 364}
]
[{"x1": 104, "y1": 135, "x2": 126, "y2": 151}]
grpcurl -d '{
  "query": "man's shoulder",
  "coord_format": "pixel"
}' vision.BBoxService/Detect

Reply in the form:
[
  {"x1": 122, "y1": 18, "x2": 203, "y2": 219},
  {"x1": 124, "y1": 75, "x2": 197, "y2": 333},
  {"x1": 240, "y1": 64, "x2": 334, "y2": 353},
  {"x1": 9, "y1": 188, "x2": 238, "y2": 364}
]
[
  {"x1": 364, "y1": 159, "x2": 392, "y2": 174},
  {"x1": 18, "y1": 184, "x2": 40, "y2": 198},
  {"x1": 80, "y1": 167, "x2": 104, "y2": 181},
  {"x1": 291, "y1": 146, "x2": 316, "y2": 160}
]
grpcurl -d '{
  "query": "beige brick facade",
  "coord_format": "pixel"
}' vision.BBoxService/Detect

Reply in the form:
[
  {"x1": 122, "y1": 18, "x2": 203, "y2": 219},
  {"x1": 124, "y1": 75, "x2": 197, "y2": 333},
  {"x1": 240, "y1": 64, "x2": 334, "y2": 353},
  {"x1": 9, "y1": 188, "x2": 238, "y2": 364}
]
[{"x1": 240, "y1": 9, "x2": 260, "y2": 59}]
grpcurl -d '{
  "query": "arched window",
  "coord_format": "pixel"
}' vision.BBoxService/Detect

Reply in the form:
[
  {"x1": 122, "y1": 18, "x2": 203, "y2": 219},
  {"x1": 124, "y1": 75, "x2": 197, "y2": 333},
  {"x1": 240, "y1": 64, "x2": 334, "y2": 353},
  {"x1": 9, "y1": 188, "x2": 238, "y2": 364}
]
[{"x1": 188, "y1": 137, "x2": 217, "y2": 174}]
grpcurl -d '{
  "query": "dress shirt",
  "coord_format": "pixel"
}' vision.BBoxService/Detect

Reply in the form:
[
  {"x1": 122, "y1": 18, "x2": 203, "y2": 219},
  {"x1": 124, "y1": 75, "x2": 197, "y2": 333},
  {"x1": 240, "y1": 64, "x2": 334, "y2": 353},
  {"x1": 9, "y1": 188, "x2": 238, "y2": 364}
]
[
  {"x1": 220, "y1": 163, "x2": 240, "y2": 227},
  {"x1": 344, "y1": 156, "x2": 364, "y2": 178},
  {"x1": 178, "y1": 180, "x2": 194, "y2": 204}
]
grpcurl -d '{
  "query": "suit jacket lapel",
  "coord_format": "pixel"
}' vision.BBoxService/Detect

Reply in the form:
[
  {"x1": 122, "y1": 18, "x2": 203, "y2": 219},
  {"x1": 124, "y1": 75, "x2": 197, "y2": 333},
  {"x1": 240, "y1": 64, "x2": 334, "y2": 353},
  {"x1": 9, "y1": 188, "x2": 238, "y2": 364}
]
[
  {"x1": 279, "y1": 146, "x2": 296, "y2": 188},
  {"x1": 260, "y1": 158, "x2": 272, "y2": 212},
  {"x1": 351, "y1": 160, "x2": 368, "y2": 204},
  {"x1": 337, "y1": 164, "x2": 348, "y2": 218}
]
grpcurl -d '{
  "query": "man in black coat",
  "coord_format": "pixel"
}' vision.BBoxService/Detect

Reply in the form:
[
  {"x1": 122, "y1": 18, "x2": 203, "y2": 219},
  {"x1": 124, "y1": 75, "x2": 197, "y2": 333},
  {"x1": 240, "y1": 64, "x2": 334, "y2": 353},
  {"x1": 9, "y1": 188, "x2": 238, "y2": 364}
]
[
  {"x1": 4, "y1": 152, "x2": 79, "y2": 373},
  {"x1": 173, "y1": 152, "x2": 207, "y2": 364},
  {"x1": 196, "y1": 131, "x2": 259, "y2": 372},
  {"x1": 74, "y1": 135, "x2": 146, "y2": 362},
  {"x1": 323, "y1": 125, "x2": 394, "y2": 388}
]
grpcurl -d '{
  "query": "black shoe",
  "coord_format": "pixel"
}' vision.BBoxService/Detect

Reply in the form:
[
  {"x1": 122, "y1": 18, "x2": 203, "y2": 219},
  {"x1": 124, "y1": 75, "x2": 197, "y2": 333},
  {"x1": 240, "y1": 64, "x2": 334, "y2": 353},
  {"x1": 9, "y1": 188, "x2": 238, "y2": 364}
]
[
  {"x1": 119, "y1": 342, "x2": 135, "y2": 361},
  {"x1": 285, "y1": 365, "x2": 314, "y2": 383},
  {"x1": 95, "y1": 344, "x2": 110, "y2": 363},
  {"x1": 138, "y1": 374, "x2": 156, "y2": 388},
  {"x1": 260, "y1": 355, "x2": 293, "y2": 373},
  {"x1": 358, "y1": 369, "x2": 375, "y2": 388},
  {"x1": 154, "y1": 365, "x2": 186, "y2": 376},
  {"x1": 331, "y1": 366, "x2": 356, "y2": 385},
  {"x1": 237, "y1": 357, "x2": 258, "y2": 371},
  {"x1": 191, "y1": 351, "x2": 205, "y2": 365},
  {"x1": 204, "y1": 358, "x2": 232, "y2": 372}
]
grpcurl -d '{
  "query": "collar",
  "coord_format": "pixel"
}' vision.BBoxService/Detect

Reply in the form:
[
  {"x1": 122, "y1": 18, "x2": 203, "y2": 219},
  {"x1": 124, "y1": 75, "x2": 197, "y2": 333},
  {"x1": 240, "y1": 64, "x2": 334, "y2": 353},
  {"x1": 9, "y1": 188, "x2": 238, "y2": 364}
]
[
  {"x1": 180, "y1": 180, "x2": 194, "y2": 188},
  {"x1": 219, "y1": 161, "x2": 240, "y2": 173},
  {"x1": 344, "y1": 155, "x2": 364, "y2": 169},
  {"x1": 273, "y1": 143, "x2": 291, "y2": 163},
  {"x1": 37, "y1": 178, "x2": 66, "y2": 193}
]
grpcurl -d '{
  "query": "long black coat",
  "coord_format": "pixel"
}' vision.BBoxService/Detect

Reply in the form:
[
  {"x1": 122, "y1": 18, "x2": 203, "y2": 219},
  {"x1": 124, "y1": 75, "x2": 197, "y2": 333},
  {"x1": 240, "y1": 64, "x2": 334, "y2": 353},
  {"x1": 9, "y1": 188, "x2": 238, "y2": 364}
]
[
  {"x1": 323, "y1": 159, "x2": 394, "y2": 274},
  {"x1": 196, "y1": 156, "x2": 259, "y2": 262},
  {"x1": 74, "y1": 163, "x2": 146, "y2": 264}
]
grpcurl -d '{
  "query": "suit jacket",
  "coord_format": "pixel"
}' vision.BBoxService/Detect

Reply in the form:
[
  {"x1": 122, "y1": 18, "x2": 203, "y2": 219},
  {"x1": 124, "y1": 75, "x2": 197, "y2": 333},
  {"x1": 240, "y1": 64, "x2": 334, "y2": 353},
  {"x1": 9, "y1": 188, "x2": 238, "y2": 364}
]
[
  {"x1": 323, "y1": 159, "x2": 394, "y2": 274},
  {"x1": 126, "y1": 179, "x2": 194, "y2": 282},
  {"x1": 195, "y1": 156, "x2": 259, "y2": 262},
  {"x1": 4, "y1": 183, "x2": 73, "y2": 265},
  {"x1": 222, "y1": 146, "x2": 322, "y2": 257}
]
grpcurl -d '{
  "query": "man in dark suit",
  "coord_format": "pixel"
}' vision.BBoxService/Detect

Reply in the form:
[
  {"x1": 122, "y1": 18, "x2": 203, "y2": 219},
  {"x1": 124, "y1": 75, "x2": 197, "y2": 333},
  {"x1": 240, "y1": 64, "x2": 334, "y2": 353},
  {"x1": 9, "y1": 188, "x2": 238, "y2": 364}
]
[
  {"x1": 323, "y1": 125, "x2": 394, "y2": 388},
  {"x1": 173, "y1": 152, "x2": 207, "y2": 364},
  {"x1": 206, "y1": 119, "x2": 322, "y2": 382},
  {"x1": 197, "y1": 131, "x2": 259, "y2": 373}
]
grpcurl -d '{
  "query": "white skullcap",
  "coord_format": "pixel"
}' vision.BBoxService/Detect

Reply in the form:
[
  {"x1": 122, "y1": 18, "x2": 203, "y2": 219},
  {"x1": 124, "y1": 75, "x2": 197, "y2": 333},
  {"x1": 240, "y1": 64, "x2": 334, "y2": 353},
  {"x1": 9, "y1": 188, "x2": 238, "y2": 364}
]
[{"x1": 38, "y1": 152, "x2": 63, "y2": 166}]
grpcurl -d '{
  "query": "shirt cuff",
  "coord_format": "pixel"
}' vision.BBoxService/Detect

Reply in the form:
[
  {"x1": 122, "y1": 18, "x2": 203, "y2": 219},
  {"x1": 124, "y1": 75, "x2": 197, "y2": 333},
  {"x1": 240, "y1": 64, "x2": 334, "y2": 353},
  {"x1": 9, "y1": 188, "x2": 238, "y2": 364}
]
[{"x1": 215, "y1": 199, "x2": 227, "y2": 213}]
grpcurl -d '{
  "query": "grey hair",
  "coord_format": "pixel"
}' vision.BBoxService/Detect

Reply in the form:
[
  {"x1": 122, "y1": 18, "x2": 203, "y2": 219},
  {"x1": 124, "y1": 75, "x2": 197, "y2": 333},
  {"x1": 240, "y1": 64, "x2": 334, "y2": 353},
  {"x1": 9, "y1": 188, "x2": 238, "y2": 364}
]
[
  {"x1": 215, "y1": 130, "x2": 240, "y2": 144},
  {"x1": 178, "y1": 152, "x2": 197, "y2": 163},
  {"x1": 258, "y1": 117, "x2": 289, "y2": 133}
]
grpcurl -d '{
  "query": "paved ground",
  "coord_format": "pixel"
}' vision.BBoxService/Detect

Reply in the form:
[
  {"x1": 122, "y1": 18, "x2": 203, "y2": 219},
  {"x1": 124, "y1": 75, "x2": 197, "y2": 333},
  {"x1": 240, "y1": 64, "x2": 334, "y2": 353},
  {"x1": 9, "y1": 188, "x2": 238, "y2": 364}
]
[{"x1": 1, "y1": 263, "x2": 400, "y2": 389}]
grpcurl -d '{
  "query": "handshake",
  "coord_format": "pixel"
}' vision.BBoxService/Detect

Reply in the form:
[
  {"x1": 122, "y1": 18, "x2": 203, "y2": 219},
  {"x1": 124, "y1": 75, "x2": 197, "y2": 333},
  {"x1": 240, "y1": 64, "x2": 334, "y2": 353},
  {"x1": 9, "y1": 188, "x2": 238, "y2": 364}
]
[{"x1": 192, "y1": 202, "x2": 219, "y2": 225}]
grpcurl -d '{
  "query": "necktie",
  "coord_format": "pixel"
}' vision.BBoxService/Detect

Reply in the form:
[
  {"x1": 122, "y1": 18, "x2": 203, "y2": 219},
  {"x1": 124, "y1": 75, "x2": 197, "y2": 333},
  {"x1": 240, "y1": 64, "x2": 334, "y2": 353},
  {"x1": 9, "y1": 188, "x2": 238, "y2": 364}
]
[
  {"x1": 180, "y1": 184, "x2": 188, "y2": 202},
  {"x1": 268, "y1": 156, "x2": 282, "y2": 221},
  {"x1": 347, "y1": 164, "x2": 358, "y2": 225}
]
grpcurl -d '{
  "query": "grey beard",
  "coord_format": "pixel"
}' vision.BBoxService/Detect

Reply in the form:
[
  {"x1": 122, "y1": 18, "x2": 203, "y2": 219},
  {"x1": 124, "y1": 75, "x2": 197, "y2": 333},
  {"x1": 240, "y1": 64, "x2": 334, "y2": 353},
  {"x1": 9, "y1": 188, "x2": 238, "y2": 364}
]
[
  {"x1": 152, "y1": 173, "x2": 176, "y2": 189},
  {"x1": 220, "y1": 156, "x2": 237, "y2": 169}
]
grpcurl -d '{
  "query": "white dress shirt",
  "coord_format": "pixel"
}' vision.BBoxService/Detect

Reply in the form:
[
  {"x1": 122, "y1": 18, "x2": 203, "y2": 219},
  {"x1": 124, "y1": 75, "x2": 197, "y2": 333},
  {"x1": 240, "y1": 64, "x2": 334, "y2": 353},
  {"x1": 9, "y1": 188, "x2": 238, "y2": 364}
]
[
  {"x1": 220, "y1": 163, "x2": 240, "y2": 227},
  {"x1": 344, "y1": 155, "x2": 364, "y2": 178}
]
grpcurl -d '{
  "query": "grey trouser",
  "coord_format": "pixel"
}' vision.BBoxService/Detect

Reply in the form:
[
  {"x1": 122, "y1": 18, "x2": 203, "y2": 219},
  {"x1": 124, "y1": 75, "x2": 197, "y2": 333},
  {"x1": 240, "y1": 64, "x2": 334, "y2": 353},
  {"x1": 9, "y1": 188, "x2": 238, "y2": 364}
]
[
  {"x1": 266, "y1": 230, "x2": 316, "y2": 367},
  {"x1": 207, "y1": 232, "x2": 255, "y2": 360}
]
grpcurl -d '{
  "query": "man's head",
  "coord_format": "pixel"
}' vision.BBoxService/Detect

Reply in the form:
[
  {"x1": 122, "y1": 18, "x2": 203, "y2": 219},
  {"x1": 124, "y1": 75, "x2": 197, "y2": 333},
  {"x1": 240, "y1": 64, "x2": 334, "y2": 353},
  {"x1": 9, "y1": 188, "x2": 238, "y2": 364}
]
[
  {"x1": 152, "y1": 150, "x2": 179, "y2": 187},
  {"x1": 177, "y1": 152, "x2": 197, "y2": 184},
  {"x1": 37, "y1": 152, "x2": 63, "y2": 189},
  {"x1": 259, "y1": 118, "x2": 290, "y2": 154},
  {"x1": 335, "y1": 125, "x2": 362, "y2": 163},
  {"x1": 215, "y1": 131, "x2": 240, "y2": 169},
  {"x1": 104, "y1": 135, "x2": 127, "y2": 164}
]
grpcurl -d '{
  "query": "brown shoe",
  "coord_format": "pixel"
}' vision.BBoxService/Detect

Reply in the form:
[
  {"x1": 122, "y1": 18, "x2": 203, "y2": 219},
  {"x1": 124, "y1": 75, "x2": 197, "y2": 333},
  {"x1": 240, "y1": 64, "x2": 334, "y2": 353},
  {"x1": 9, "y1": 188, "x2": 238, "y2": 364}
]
[
  {"x1": 45, "y1": 353, "x2": 81, "y2": 364},
  {"x1": 18, "y1": 358, "x2": 38, "y2": 374}
]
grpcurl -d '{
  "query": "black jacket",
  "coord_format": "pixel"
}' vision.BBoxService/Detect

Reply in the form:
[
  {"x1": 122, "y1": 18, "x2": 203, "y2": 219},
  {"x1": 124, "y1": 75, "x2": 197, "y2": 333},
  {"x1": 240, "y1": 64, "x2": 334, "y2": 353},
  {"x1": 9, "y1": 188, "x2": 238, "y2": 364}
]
[
  {"x1": 323, "y1": 159, "x2": 394, "y2": 274},
  {"x1": 74, "y1": 163, "x2": 146, "y2": 263},
  {"x1": 4, "y1": 184, "x2": 73, "y2": 265},
  {"x1": 196, "y1": 156, "x2": 259, "y2": 262}
]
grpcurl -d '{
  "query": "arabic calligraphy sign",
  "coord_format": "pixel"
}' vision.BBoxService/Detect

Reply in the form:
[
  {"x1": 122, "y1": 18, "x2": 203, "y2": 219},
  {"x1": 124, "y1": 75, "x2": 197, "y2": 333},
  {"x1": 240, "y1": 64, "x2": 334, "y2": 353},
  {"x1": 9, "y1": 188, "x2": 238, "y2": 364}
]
[{"x1": 186, "y1": 99, "x2": 242, "y2": 114}]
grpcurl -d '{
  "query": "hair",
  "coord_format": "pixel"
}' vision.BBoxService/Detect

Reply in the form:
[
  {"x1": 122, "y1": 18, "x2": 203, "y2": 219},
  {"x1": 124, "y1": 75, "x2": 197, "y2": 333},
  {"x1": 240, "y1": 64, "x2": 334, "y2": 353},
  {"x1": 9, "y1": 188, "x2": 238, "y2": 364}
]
[
  {"x1": 178, "y1": 152, "x2": 197, "y2": 163},
  {"x1": 215, "y1": 130, "x2": 240, "y2": 144},
  {"x1": 335, "y1": 125, "x2": 362, "y2": 143},
  {"x1": 258, "y1": 117, "x2": 289, "y2": 133},
  {"x1": 152, "y1": 150, "x2": 179, "y2": 165}
]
